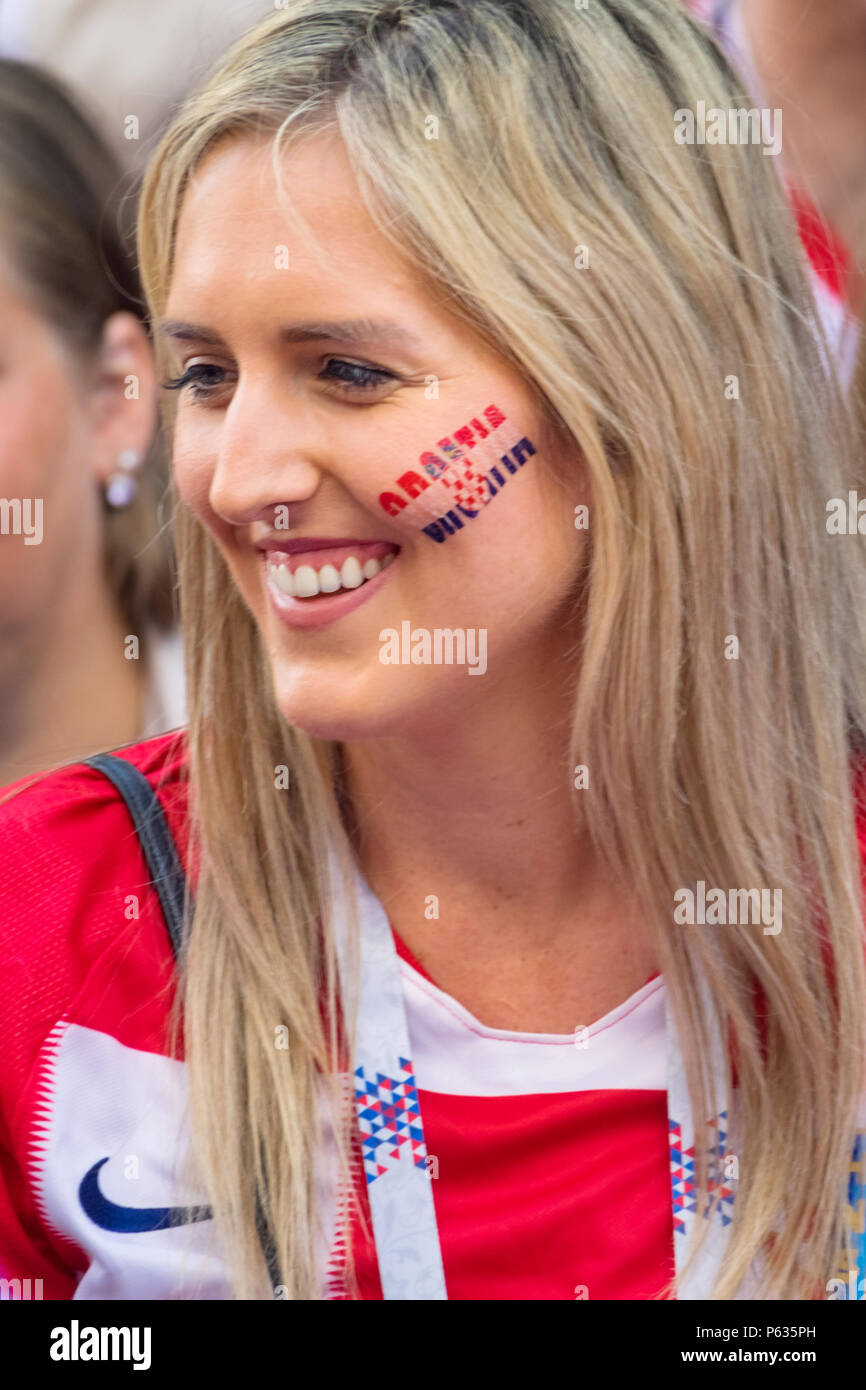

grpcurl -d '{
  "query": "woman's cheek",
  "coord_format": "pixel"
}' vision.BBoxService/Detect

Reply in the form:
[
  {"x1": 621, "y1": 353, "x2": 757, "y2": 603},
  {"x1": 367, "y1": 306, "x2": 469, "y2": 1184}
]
[{"x1": 374, "y1": 400, "x2": 541, "y2": 546}]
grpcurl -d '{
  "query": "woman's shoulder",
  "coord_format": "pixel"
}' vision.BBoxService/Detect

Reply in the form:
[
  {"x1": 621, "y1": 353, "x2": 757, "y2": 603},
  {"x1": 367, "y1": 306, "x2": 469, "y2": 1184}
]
[
  {"x1": 0, "y1": 728, "x2": 190, "y2": 871},
  {"x1": 0, "y1": 731, "x2": 191, "y2": 1121}
]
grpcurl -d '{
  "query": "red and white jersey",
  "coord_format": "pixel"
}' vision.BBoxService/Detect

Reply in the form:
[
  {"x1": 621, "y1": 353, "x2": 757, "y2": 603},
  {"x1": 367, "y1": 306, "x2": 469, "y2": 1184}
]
[
  {"x1": 0, "y1": 734, "x2": 673, "y2": 1300},
  {"x1": 334, "y1": 939, "x2": 670, "y2": 1300}
]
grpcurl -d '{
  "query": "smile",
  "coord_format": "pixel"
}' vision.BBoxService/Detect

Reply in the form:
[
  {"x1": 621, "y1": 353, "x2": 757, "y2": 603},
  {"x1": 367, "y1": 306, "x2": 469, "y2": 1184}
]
[
  {"x1": 259, "y1": 538, "x2": 400, "y2": 631},
  {"x1": 265, "y1": 544, "x2": 396, "y2": 598}
]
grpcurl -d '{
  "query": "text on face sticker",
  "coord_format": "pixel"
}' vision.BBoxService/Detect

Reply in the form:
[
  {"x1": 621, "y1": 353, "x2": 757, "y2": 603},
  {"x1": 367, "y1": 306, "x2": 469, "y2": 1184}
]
[{"x1": 378, "y1": 404, "x2": 537, "y2": 543}]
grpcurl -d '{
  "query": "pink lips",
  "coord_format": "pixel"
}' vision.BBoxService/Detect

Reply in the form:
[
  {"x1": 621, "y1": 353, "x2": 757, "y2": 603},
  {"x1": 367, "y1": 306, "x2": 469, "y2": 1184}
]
[{"x1": 258, "y1": 537, "x2": 401, "y2": 631}]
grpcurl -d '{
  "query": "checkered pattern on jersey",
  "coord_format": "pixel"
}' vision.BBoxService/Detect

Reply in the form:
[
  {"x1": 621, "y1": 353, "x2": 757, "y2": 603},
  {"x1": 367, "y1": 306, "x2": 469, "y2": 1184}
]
[
  {"x1": 669, "y1": 1111, "x2": 736, "y2": 1235},
  {"x1": 353, "y1": 1058, "x2": 429, "y2": 1185}
]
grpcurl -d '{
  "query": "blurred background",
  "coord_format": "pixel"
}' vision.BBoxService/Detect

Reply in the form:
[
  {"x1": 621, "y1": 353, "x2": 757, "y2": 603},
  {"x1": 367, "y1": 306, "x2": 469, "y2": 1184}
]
[{"x1": 0, "y1": 0, "x2": 864, "y2": 786}]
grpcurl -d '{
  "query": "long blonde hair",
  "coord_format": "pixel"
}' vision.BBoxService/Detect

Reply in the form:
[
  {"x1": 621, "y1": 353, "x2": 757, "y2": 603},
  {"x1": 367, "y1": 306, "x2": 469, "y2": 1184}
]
[{"x1": 137, "y1": 0, "x2": 866, "y2": 1299}]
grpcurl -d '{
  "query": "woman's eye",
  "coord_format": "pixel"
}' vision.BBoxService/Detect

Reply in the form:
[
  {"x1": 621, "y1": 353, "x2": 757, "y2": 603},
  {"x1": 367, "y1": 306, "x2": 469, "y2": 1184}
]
[
  {"x1": 319, "y1": 358, "x2": 396, "y2": 392},
  {"x1": 160, "y1": 363, "x2": 228, "y2": 402},
  {"x1": 160, "y1": 356, "x2": 397, "y2": 404}
]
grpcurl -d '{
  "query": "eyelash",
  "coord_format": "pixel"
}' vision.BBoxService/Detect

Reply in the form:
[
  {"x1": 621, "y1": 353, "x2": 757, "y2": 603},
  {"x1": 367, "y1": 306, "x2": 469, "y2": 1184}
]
[{"x1": 160, "y1": 357, "x2": 396, "y2": 402}]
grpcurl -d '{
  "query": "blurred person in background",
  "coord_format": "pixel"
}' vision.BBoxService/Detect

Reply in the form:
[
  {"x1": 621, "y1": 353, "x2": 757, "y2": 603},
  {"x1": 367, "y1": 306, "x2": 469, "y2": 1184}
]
[
  {"x1": 737, "y1": 0, "x2": 866, "y2": 437},
  {"x1": 694, "y1": 0, "x2": 866, "y2": 409},
  {"x1": 0, "y1": 0, "x2": 269, "y2": 181},
  {"x1": 736, "y1": 0, "x2": 866, "y2": 260},
  {"x1": 0, "y1": 59, "x2": 183, "y2": 786}
]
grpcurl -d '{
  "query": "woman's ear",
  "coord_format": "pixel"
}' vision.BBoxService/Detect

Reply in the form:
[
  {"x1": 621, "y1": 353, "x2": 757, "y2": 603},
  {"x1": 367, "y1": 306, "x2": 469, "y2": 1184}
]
[{"x1": 85, "y1": 311, "x2": 158, "y2": 489}]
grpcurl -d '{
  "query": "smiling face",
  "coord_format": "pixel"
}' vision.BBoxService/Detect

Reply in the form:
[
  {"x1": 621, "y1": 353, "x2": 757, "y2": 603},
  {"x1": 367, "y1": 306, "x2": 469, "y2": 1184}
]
[{"x1": 164, "y1": 130, "x2": 585, "y2": 740}]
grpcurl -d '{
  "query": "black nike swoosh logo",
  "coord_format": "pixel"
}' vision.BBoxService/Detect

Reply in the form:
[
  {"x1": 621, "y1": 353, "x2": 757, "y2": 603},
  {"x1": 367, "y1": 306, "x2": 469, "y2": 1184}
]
[{"x1": 79, "y1": 1157, "x2": 213, "y2": 1233}]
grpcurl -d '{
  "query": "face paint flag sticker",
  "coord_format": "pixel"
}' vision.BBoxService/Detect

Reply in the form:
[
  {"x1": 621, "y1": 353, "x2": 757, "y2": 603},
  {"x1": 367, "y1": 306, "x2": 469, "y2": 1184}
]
[
  {"x1": 378, "y1": 403, "x2": 538, "y2": 545},
  {"x1": 328, "y1": 844, "x2": 448, "y2": 1300}
]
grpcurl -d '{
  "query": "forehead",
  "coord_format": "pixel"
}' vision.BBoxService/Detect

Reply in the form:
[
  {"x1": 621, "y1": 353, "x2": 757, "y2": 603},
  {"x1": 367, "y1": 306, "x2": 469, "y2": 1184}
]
[{"x1": 168, "y1": 130, "x2": 423, "y2": 312}]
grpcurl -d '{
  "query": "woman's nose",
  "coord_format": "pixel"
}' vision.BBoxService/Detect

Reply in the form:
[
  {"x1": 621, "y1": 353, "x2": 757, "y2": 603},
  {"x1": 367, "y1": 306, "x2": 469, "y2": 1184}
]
[{"x1": 207, "y1": 382, "x2": 325, "y2": 526}]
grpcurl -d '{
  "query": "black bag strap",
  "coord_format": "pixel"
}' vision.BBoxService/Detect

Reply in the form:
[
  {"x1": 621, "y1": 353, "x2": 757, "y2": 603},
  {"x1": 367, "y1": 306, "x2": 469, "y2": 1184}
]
[
  {"x1": 84, "y1": 751, "x2": 283, "y2": 1295},
  {"x1": 85, "y1": 752, "x2": 188, "y2": 957}
]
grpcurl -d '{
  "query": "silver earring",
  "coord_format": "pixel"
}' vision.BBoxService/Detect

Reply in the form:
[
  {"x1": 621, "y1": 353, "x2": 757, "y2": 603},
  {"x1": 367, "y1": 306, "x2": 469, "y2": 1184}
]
[{"x1": 105, "y1": 449, "x2": 143, "y2": 508}]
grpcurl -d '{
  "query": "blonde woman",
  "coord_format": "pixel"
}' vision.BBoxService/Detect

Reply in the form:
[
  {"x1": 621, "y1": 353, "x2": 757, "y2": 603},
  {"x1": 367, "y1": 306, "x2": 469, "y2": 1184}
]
[{"x1": 1, "y1": 0, "x2": 865, "y2": 1302}]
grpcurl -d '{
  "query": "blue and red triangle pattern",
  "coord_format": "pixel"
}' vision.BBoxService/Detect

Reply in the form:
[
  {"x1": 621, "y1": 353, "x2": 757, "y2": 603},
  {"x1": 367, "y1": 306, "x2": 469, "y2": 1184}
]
[
  {"x1": 669, "y1": 1111, "x2": 736, "y2": 1235},
  {"x1": 353, "y1": 1058, "x2": 429, "y2": 1186}
]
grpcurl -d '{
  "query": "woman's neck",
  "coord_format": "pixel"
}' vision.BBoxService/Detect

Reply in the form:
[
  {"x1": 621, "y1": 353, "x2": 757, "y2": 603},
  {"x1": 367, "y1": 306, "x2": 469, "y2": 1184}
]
[{"x1": 343, "y1": 696, "x2": 658, "y2": 1032}]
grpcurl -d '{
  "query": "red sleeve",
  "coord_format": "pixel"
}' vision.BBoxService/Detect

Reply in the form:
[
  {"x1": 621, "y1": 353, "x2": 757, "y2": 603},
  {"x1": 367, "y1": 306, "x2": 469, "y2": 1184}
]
[
  {"x1": 0, "y1": 1118, "x2": 79, "y2": 1299},
  {"x1": 0, "y1": 731, "x2": 189, "y2": 1299}
]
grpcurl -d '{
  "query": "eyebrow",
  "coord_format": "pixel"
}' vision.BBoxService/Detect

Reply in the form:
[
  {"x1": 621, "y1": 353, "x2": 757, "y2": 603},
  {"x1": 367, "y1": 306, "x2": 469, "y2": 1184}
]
[{"x1": 156, "y1": 317, "x2": 424, "y2": 352}]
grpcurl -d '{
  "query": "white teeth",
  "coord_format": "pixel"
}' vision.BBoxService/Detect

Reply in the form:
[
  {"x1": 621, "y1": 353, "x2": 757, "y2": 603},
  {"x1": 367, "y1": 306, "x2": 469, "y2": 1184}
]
[
  {"x1": 267, "y1": 549, "x2": 396, "y2": 599},
  {"x1": 340, "y1": 556, "x2": 364, "y2": 589},
  {"x1": 317, "y1": 563, "x2": 342, "y2": 593},
  {"x1": 293, "y1": 564, "x2": 320, "y2": 598},
  {"x1": 274, "y1": 564, "x2": 294, "y2": 596}
]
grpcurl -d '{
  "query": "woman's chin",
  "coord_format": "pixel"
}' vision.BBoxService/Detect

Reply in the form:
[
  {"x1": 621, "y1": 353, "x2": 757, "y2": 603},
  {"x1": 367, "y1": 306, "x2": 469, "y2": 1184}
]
[
  {"x1": 271, "y1": 675, "x2": 396, "y2": 743},
  {"x1": 270, "y1": 663, "x2": 441, "y2": 743}
]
